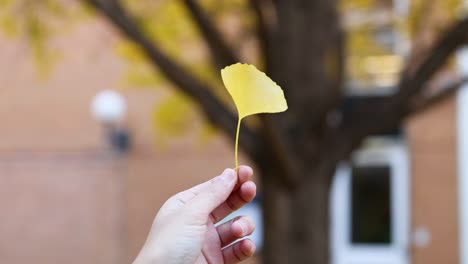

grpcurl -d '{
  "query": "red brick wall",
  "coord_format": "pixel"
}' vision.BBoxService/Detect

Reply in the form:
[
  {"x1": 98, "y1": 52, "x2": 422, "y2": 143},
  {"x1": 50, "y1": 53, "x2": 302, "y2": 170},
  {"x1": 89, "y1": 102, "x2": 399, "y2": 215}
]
[
  {"x1": 407, "y1": 97, "x2": 459, "y2": 264},
  {"x1": 0, "y1": 153, "x2": 123, "y2": 264}
]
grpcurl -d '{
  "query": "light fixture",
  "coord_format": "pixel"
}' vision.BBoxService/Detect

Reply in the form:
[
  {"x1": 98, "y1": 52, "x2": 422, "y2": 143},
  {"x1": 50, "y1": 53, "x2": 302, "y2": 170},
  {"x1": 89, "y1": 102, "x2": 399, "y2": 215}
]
[
  {"x1": 91, "y1": 90, "x2": 131, "y2": 153},
  {"x1": 91, "y1": 90, "x2": 127, "y2": 124}
]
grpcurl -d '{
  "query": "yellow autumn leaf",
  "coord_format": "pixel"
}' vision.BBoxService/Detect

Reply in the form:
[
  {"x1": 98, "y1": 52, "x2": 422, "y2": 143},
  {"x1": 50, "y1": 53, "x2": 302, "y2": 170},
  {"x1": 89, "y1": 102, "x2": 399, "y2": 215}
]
[
  {"x1": 221, "y1": 63, "x2": 288, "y2": 169},
  {"x1": 221, "y1": 63, "x2": 288, "y2": 119}
]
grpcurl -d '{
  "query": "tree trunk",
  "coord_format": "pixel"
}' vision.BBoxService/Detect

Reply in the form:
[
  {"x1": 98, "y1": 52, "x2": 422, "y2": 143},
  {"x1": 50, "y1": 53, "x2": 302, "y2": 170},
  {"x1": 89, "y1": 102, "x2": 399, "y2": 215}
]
[
  {"x1": 260, "y1": 0, "x2": 341, "y2": 261},
  {"x1": 260, "y1": 162, "x2": 335, "y2": 264},
  {"x1": 261, "y1": 168, "x2": 292, "y2": 264}
]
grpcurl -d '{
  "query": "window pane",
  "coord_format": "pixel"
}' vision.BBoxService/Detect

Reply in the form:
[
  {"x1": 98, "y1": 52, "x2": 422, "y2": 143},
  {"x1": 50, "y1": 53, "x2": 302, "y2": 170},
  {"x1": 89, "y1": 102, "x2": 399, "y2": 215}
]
[{"x1": 351, "y1": 165, "x2": 392, "y2": 244}]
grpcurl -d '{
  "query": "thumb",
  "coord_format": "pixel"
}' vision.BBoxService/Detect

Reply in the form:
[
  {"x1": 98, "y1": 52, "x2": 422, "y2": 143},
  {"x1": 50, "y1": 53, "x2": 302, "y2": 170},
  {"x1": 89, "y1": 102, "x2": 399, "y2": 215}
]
[{"x1": 186, "y1": 168, "x2": 237, "y2": 219}]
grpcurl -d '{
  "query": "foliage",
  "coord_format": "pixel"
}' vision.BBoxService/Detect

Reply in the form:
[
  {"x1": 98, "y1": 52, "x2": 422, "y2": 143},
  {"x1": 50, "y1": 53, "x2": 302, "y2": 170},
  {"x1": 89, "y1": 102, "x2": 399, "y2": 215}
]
[
  {"x1": 111, "y1": 0, "x2": 259, "y2": 143},
  {"x1": 342, "y1": 0, "x2": 461, "y2": 89},
  {"x1": 0, "y1": 0, "x2": 464, "y2": 142},
  {"x1": 0, "y1": 0, "x2": 90, "y2": 75}
]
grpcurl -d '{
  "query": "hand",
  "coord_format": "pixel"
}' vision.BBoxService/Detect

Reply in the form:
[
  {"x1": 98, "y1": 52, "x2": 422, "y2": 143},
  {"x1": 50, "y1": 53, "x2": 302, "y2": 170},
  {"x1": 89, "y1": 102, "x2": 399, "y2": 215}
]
[{"x1": 134, "y1": 166, "x2": 257, "y2": 264}]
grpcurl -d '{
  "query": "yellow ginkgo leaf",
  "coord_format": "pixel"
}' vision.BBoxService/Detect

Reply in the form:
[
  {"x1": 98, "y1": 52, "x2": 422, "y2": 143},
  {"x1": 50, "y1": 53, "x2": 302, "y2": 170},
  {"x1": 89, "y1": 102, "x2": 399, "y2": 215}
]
[
  {"x1": 221, "y1": 63, "x2": 288, "y2": 169},
  {"x1": 221, "y1": 63, "x2": 288, "y2": 119}
]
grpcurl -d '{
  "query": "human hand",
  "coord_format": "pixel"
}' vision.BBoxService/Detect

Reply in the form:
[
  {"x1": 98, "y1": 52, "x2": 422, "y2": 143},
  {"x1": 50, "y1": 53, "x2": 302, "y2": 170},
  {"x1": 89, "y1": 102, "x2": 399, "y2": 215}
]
[{"x1": 133, "y1": 166, "x2": 257, "y2": 264}]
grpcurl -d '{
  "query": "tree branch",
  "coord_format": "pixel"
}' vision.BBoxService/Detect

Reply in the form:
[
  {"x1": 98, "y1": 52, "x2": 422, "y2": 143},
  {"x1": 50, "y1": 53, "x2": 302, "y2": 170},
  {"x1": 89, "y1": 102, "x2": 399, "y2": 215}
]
[
  {"x1": 86, "y1": 0, "x2": 261, "y2": 159},
  {"x1": 344, "y1": 16, "x2": 468, "y2": 142},
  {"x1": 407, "y1": 77, "x2": 468, "y2": 116},
  {"x1": 397, "y1": 16, "x2": 468, "y2": 102},
  {"x1": 249, "y1": 0, "x2": 274, "y2": 72},
  {"x1": 182, "y1": 0, "x2": 239, "y2": 70}
]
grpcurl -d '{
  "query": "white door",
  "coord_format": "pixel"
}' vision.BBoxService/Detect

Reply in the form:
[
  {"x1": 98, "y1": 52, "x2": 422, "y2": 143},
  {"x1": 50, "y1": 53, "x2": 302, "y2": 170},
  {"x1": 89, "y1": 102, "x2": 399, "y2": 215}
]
[{"x1": 331, "y1": 142, "x2": 410, "y2": 264}]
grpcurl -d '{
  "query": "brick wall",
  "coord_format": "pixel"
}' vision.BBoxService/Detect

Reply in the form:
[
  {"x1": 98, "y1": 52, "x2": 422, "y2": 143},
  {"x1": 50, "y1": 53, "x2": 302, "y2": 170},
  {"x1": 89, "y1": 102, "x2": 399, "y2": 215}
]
[{"x1": 407, "y1": 97, "x2": 459, "y2": 264}]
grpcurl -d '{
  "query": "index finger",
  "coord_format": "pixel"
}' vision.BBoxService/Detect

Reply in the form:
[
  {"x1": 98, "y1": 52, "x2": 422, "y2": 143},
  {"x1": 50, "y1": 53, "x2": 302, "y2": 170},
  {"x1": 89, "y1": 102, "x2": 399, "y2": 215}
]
[{"x1": 210, "y1": 165, "x2": 255, "y2": 223}]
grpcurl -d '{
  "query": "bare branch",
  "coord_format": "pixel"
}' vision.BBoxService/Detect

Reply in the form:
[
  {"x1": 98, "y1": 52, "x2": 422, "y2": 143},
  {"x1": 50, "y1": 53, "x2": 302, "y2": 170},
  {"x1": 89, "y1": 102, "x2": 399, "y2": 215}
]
[
  {"x1": 340, "y1": 78, "x2": 468, "y2": 162},
  {"x1": 344, "y1": 16, "x2": 468, "y2": 142},
  {"x1": 249, "y1": 0, "x2": 274, "y2": 72},
  {"x1": 397, "y1": 16, "x2": 468, "y2": 101},
  {"x1": 86, "y1": 0, "x2": 261, "y2": 158},
  {"x1": 407, "y1": 77, "x2": 468, "y2": 115},
  {"x1": 182, "y1": 0, "x2": 238, "y2": 70}
]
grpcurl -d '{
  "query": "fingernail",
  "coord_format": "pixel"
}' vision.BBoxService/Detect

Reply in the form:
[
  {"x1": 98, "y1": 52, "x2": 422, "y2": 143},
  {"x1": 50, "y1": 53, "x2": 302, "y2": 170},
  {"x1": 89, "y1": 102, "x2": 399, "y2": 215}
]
[{"x1": 236, "y1": 220, "x2": 246, "y2": 235}]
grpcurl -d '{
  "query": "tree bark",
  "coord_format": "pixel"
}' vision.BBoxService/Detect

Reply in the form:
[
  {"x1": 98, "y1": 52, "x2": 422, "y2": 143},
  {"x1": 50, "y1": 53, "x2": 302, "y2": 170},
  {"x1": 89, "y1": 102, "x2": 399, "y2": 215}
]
[
  {"x1": 291, "y1": 170, "x2": 332, "y2": 263},
  {"x1": 259, "y1": 1, "x2": 341, "y2": 263},
  {"x1": 261, "y1": 168, "x2": 291, "y2": 264},
  {"x1": 260, "y1": 161, "x2": 335, "y2": 264}
]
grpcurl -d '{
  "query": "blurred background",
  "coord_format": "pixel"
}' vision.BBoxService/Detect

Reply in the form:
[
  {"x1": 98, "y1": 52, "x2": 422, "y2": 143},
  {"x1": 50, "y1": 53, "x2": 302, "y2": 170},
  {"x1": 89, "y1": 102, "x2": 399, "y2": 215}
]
[{"x1": 0, "y1": 0, "x2": 468, "y2": 264}]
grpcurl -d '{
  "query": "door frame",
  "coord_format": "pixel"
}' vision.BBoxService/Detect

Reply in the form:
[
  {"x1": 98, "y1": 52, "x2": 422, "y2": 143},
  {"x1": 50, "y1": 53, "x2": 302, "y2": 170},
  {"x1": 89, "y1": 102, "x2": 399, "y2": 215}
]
[
  {"x1": 331, "y1": 140, "x2": 410, "y2": 264},
  {"x1": 457, "y1": 46, "x2": 468, "y2": 264}
]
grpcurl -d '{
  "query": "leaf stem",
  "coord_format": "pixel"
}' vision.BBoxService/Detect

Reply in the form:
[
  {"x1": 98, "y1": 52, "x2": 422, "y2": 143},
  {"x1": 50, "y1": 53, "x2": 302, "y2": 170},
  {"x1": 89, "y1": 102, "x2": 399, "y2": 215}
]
[{"x1": 235, "y1": 118, "x2": 241, "y2": 171}]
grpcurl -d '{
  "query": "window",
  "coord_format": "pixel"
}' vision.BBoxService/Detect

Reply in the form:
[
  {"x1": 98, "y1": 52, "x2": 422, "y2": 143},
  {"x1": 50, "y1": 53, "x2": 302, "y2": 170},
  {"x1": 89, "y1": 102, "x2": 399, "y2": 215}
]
[
  {"x1": 331, "y1": 141, "x2": 409, "y2": 264},
  {"x1": 351, "y1": 165, "x2": 392, "y2": 244}
]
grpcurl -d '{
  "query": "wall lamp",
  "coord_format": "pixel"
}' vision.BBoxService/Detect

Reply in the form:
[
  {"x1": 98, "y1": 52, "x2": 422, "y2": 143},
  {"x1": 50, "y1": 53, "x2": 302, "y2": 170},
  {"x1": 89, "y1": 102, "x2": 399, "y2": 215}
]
[{"x1": 91, "y1": 90, "x2": 131, "y2": 153}]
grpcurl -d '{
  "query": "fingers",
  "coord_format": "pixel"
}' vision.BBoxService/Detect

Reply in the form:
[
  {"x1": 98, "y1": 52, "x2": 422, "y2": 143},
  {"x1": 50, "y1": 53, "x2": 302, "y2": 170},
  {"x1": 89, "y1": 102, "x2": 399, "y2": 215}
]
[
  {"x1": 211, "y1": 181, "x2": 256, "y2": 223},
  {"x1": 234, "y1": 166, "x2": 253, "y2": 189},
  {"x1": 216, "y1": 216, "x2": 255, "y2": 247},
  {"x1": 164, "y1": 174, "x2": 225, "y2": 212},
  {"x1": 186, "y1": 168, "x2": 238, "y2": 219},
  {"x1": 222, "y1": 239, "x2": 256, "y2": 264},
  {"x1": 173, "y1": 166, "x2": 251, "y2": 206},
  {"x1": 211, "y1": 166, "x2": 256, "y2": 223}
]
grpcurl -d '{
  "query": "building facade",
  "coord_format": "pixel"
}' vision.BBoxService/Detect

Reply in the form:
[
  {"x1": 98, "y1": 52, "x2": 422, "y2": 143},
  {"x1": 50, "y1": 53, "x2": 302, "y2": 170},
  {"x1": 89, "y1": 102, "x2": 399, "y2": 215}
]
[{"x1": 0, "y1": 5, "x2": 463, "y2": 264}]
